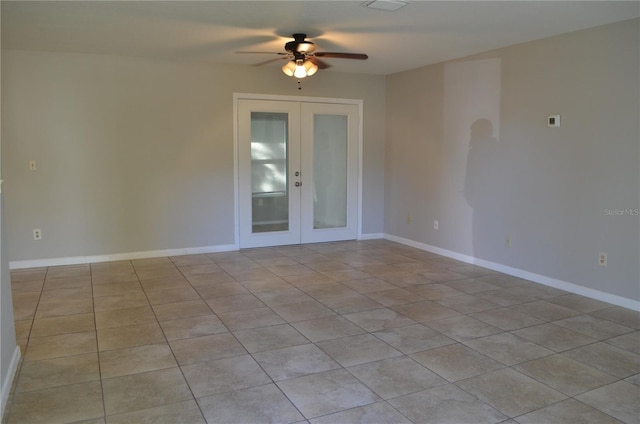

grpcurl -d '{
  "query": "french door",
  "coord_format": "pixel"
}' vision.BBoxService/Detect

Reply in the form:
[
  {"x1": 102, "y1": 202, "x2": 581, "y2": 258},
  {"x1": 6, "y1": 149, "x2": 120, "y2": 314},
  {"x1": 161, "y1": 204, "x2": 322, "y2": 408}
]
[{"x1": 237, "y1": 98, "x2": 360, "y2": 248}]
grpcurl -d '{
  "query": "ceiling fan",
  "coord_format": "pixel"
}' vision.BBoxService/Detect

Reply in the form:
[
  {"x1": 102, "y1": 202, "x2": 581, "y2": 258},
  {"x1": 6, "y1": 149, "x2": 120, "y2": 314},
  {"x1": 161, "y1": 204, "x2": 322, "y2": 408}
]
[{"x1": 237, "y1": 33, "x2": 368, "y2": 78}]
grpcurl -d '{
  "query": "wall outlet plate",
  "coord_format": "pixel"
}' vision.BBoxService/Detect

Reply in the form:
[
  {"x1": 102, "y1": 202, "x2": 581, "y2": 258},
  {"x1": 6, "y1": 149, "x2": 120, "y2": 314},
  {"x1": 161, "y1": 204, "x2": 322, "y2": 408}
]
[{"x1": 548, "y1": 114, "x2": 561, "y2": 127}]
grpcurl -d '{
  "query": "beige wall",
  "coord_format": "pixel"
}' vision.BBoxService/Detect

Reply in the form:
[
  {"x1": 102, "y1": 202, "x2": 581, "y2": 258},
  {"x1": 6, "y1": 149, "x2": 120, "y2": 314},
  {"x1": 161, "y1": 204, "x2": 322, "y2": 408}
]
[
  {"x1": 385, "y1": 19, "x2": 639, "y2": 301},
  {"x1": 1, "y1": 51, "x2": 386, "y2": 261}
]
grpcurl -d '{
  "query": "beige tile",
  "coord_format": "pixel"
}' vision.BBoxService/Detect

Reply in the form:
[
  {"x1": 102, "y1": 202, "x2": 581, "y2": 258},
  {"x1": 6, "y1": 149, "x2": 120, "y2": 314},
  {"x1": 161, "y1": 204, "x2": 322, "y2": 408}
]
[
  {"x1": 373, "y1": 323, "x2": 455, "y2": 354},
  {"x1": 197, "y1": 384, "x2": 303, "y2": 424},
  {"x1": 434, "y1": 293, "x2": 500, "y2": 314},
  {"x1": 321, "y1": 269, "x2": 372, "y2": 282},
  {"x1": 391, "y1": 301, "x2": 460, "y2": 322},
  {"x1": 95, "y1": 306, "x2": 156, "y2": 330},
  {"x1": 343, "y1": 308, "x2": 416, "y2": 332},
  {"x1": 195, "y1": 281, "x2": 250, "y2": 298},
  {"x1": 388, "y1": 384, "x2": 507, "y2": 424},
  {"x1": 426, "y1": 315, "x2": 502, "y2": 342},
  {"x1": 179, "y1": 263, "x2": 223, "y2": 276},
  {"x1": 8, "y1": 381, "x2": 103, "y2": 424},
  {"x1": 457, "y1": 368, "x2": 567, "y2": 418},
  {"x1": 169, "y1": 332, "x2": 246, "y2": 365},
  {"x1": 159, "y1": 314, "x2": 228, "y2": 341},
  {"x1": 511, "y1": 300, "x2": 582, "y2": 321},
  {"x1": 256, "y1": 287, "x2": 313, "y2": 307},
  {"x1": 283, "y1": 272, "x2": 336, "y2": 287},
  {"x1": 91, "y1": 281, "x2": 143, "y2": 298},
  {"x1": 46, "y1": 265, "x2": 90, "y2": 279},
  {"x1": 93, "y1": 293, "x2": 149, "y2": 312},
  {"x1": 253, "y1": 343, "x2": 341, "y2": 381},
  {"x1": 11, "y1": 280, "x2": 44, "y2": 293},
  {"x1": 511, "y1": 323, "x2": 597, "y2": 352},
  {"x1": 107, "y1": 400, "x2": 205, "y2": 424},
  {"x1": 291, "y1": 315, "x2": 366, "y2": 343},
  {"x1": 233, "y1": 323, "x2": 308, "y2": 353},
  {"x1": 170, "y1": 254, "x2": 215, "y2": 266},
  {"x1": 406, "y1": 284, "x2": 465, "y2": 300},
  {"x1": 10, "y1": 268, "x2": 47, "y2": 283},
  {"x1": 606, "y1": 330, "x2": 640, "y2": 354},
  {"x1": 316, "y1": 334, "x2": 402, "y2": 367},
  {"x1": 348, "y1": 356, "x2": 447, "y2": 399},
  {"x1": 577, "y1": 381, "x2": 640, "y2": 424},
  {"x1": 152, "y1": 299, "x2": 212, "y2": 322},
  {"x1": 35, "y1": 297, "x2": 94, "y2": 319},
  {"x1": 186, "y1": 271, "x2": 236, "y2": 286},
  {"x1": 317, "y1": 292, "x2": 385, "y2": 314},
  {"x1": 25, "y1": 331, "x2": 97, "y2": 361},
  {"x1": 411, "y1": 343, "x2": 504, "y2": 382},
  {"x1": 277, "y1": 369, "x2": 380, "y2": 419},
  {"x1": 217, "y1": 306, "x2": 286, "y2": 331},
  {"x1": 515, "y1": 354, "x2": 617, "y2": 396},
  {"x1": 91, "y1": 272, "x2": 138, "y2": 285},
  {"x1": 144, "y1": 286, "x2": 201, "y2": 305},
  {"x1": 546, "y1": 294, "x2": 613, "y2": 313},
  {"x1": 464, "y1": 332, "x2": 554, "y2": 366},
  {"x1": 471, "y1": 307, "x2": 545, "y2": 331},
  {"x1": 554, "y1": 314, "x2": 634, "y2": 340},
  {"x1": 43, "y1": 276, "x2": 92, "y2": 291},
  {"x1": 516, "y1": 398, "x2": 622, "y2": 424},
  {"x1": 11, "y1": 292, "x2": 41, "y2": 320},
  {"x1": 564, "y1": 342, "x2": 640, "y2": 378},
  {"x1": 102, "y1": 367, "x2": 192, "y2": 415},
  {"x1": 442, "y1": 278, "x2": 500, "y2": 293},
  {"x1": 97, "y1": 322, "x2": 165, "y2": 351},
  {"x1": 270, "y1": 299, "x2": 336, "y2": 322},
  {"x1": 99, "y1": 343, "x2": 177, "y2": 378},
  {"x1": 341, "y1": 277, "x2": 397, "y2": 294},
  {"x1": 17, "y1": 353, "x2": 100, "y2": 392},
  {"x1": 14, "y1": 320, "x2": 32, "y2": 340},
  {"x1": 364, "y1": 288, "x2": 425, "y2": 307},
  {"x1": 30, "y1": 313, "x2": 95, "y2": 338},
  {"x1": 182, "y1": 354, "x2": 271, "y2": 397},
  {"x1": 139, "y1": 275, "x2": 191, "y2": 292},
  {"x1": 309, "y1": 402, "x2": 412, "y2": 424},
  {"x1": 239, "y1": 277, "x2": 294, "y2": 293},
  {"x1": 204, "y1": 293, "x2": 265, "y2": 313},
  {"x1": 591, "y1": 306, "x2": 640, "y2": 329}
]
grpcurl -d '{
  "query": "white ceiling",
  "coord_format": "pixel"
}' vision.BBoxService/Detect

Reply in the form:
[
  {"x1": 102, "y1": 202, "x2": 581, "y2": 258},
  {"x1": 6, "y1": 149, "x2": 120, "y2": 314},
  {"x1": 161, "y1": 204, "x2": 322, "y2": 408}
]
[{"x1": 2, "y1": 1, "x2": 638, "y2": 75}]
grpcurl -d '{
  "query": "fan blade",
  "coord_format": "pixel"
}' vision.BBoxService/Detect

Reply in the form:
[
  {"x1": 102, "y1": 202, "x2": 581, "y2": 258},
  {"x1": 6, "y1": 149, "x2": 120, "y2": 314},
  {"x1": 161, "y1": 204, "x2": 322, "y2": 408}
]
[
  {"x1": 314, "y1": 52, "x2": 368, "y2": 60},
  {"x1": 254, "y1": 57, "x2": 290, "y2": 66},
  {"x1": 236, "y1": 51, "x2": 288, "y2": 55},
  {"x1": 308, "y1": 56, "x2": 331, "y2": 70}
]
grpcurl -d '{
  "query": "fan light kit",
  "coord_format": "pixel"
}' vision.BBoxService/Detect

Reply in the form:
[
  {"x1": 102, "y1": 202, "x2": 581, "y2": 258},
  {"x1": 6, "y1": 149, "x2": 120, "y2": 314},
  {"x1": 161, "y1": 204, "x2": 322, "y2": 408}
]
[{"x1": 237, "y1": 33, "x2": 368, "y2": 80}]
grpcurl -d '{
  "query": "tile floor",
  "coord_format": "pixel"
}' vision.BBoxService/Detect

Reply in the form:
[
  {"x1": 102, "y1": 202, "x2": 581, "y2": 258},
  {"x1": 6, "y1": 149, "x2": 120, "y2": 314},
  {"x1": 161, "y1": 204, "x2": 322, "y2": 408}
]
[{"x1": 4, "y1": 239, "x2": 640, "y2": 424}]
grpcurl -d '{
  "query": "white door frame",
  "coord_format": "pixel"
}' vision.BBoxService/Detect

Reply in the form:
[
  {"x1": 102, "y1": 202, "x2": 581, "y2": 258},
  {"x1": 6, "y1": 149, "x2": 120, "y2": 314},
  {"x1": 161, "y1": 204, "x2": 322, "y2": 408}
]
[{"x1": 233, "y1": 93, "x2": 363, "y2": 249}]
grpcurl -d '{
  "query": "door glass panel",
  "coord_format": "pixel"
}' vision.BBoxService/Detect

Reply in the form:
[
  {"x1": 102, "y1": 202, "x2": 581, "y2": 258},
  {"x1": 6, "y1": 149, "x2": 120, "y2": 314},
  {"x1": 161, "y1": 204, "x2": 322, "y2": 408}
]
[
  {"x1": 313, "y1": 114, "x2": 348, "y2": 229},
  {"x1": 251, "y1": 112, "x2": 288, "y2": 233}
]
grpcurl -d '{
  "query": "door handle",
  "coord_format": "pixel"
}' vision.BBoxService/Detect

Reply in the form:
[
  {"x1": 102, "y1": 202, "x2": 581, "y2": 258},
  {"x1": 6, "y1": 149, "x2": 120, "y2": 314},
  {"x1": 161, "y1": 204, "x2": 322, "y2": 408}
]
[{"x1": 295, "y1": 182, "x2": 302, "y2": 187}]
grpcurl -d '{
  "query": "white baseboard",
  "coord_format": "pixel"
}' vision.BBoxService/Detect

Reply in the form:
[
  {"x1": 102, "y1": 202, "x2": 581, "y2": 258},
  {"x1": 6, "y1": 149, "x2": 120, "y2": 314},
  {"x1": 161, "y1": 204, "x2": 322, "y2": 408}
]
[
  {"x1": 384, "y1": 234, "x2": 640, "y2": 311},
  {"x1": 1, "y1": 346, "x2": 21, "y2": 419},
  {"x1": 9, "y1": 244, "x2": 238, "y2": 270},
  {"x1": 359, "y1": 233, "x2": 385, "y2": 240}
]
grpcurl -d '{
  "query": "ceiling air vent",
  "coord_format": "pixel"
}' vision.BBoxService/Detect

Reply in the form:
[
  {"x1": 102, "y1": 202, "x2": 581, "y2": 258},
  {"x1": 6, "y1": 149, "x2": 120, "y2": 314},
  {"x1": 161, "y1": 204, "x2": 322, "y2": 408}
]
[{"x1": 361, "y1": 0, "x2": 407, "y2": 12}]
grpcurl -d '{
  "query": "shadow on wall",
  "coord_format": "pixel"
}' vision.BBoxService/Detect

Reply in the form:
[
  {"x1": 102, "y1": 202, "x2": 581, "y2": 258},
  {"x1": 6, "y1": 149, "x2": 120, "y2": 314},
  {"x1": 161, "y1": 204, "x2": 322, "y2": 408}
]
[{"x1": 464, "y1": 118, "x2": 506, "y2": 261}]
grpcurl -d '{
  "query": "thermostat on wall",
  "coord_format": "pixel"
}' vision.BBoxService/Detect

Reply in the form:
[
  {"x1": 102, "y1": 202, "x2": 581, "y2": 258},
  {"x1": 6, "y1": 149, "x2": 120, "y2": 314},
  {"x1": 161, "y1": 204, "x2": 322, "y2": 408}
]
[{"x1": 548, "y1": 114, "x2": 561, "y2": 127}]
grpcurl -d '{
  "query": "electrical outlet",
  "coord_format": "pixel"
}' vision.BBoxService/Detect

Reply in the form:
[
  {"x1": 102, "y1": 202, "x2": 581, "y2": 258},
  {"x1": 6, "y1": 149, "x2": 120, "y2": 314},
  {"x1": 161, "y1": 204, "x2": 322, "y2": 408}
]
[
  {"x1": 433, "y1": 220, "x2": 439, "y2": 230},
  {"x1": 505, "y1": 235, "x2": 511, "y2": 248},
  {"x1": 29, "y1": 160, "x2": 37, "y2": 171},
  {"x1": 33, "y1": 229, "x2": 42, "y2": 240},
  {"x1": 598, "y1": 252, "x2": 607, "y2": 266},
  {"x1": 406, "y1": 214, "x2": 411, "y2": 224}
]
